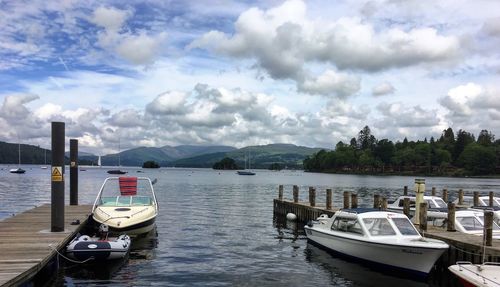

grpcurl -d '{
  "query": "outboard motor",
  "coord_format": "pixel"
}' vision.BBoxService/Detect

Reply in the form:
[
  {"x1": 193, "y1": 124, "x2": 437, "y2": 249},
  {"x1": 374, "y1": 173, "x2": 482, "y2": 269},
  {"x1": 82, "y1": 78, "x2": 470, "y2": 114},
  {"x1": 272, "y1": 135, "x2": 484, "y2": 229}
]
[{"x1": 99, "y1": 224, "x2": 109, "y2": 240}]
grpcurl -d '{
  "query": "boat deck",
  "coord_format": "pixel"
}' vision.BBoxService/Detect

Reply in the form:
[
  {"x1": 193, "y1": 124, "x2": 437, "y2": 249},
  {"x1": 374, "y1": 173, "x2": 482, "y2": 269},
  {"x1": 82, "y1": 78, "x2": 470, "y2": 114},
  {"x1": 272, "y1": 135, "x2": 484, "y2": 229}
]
[{"x1": 0, "y1": 204, "x2": 92, "y2": 287}]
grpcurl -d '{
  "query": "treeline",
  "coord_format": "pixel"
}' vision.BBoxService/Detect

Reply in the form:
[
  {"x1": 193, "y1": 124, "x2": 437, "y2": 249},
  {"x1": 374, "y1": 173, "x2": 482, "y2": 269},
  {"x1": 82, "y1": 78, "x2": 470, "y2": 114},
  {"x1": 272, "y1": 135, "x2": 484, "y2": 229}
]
[{"x1": 303, "y1": 126, "x2": 500, "y2": 176}]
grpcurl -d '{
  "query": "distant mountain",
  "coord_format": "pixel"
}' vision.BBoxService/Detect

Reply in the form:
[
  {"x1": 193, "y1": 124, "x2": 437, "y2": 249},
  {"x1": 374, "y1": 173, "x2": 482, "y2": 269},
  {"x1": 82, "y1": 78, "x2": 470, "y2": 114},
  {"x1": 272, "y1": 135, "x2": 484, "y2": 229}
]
[{"x1": 171, "y1": 144, "x2": 323, "y2": 169}]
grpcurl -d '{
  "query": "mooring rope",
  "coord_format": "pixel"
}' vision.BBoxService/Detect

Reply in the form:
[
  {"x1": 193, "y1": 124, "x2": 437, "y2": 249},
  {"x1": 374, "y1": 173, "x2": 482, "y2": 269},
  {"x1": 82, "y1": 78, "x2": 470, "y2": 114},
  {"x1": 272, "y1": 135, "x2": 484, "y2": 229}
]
[{"x1": 48, "y1": 244, "x2": 95, "y2": 264}]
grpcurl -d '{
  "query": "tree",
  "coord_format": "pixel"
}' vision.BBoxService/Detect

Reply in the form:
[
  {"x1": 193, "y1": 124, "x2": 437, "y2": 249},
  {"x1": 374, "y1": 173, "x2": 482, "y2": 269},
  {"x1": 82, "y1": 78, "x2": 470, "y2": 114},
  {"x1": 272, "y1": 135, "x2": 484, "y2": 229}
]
[
  {"x1": 213, "y1": 157, "x2": 238, "y2": 170},
  {"x1": 454, "y1": 129, "x2": 474, "y2": 164},
  {"x1": 142, "y1": 161, "x2": 160, "y2": 168},
  {"x1": 357, "y1": 126, "x2": 376, "y2": 150},
  {"x1": 373, "y1": 139, "x2": 394, "y2": 172},
  {"x1": 459, "y1": 143, "x2": 496, "y2": 175},
  {"x1": 477, "y1": 129, "x2": 494, "y2": 146}
]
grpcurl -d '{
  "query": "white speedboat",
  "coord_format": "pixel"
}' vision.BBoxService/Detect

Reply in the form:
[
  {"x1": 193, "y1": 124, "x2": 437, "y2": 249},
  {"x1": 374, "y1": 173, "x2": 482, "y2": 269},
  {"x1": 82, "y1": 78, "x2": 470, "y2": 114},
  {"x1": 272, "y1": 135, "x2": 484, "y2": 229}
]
[
  {"x1": 432, "y1": 210, "x2": 500, "y2": 239},
  {"x1": 453, "y1": 196, "x2": 500, "y2": 225},
  {"x1": 92, "y1": 177, "x2": 158, "y2": 236},
  {"x1": 449, "y1": 261, "x2": 500, "y2": 287},
  {"x1": 387, "y1": 195, "x2": 449, "y2": 219},
  {"x1": 304, "y1": 209, "x2": 449, "y2": 277},
  {"x1": 66, "y1": 229, "x2": 131, "y2": 261}
]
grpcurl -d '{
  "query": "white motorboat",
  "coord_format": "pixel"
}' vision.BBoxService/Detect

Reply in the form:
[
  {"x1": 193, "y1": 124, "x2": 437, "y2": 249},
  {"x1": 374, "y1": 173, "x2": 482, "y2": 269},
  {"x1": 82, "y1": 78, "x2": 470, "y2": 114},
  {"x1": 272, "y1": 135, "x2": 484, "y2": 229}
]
[
  {"x1": 92, "y1": 176, "x2": 158, "y2": 236},
  {"x1": 449, "y1": 261, "x2": 500, "y2": 287},
  {"x1": 387, "y1": 195, "x2": 449, "y2": 219},
  {"x1": 66, "y1": 225, "x2": 131, "y2": 261},
  {"x1": 432, "y1": 210, "x2": 500, "y2": 239},
  {"x1": 453, "y1": 196, "x2": 500, "y2": 225},
  {"x1": 304, "y1": 209, "x2": 449, "y2": 278}
]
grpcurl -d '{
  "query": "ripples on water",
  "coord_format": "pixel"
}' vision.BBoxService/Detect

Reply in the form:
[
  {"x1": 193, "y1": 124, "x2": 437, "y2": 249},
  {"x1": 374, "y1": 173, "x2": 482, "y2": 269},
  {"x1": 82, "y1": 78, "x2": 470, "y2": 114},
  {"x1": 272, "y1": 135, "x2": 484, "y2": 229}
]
[{"x1": 1, "y1": 166, "x2": 499, "y2": 286}]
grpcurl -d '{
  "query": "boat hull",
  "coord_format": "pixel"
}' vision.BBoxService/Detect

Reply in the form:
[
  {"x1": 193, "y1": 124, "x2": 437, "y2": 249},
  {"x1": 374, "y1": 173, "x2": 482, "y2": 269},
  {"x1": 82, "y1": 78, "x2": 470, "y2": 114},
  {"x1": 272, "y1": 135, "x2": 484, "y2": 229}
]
[
  {"x1": 305, "y1": 227, "x2": 446, "y2": 277},
  {"x1": 449, "y1": 263, "x2": 500, "y2": 287},
  {"x1": 93, "y1": 206, "x2": 157, "y2": 236},
  {"x1": 66, "y1": 235, "x2": 130, "y2": 261}
]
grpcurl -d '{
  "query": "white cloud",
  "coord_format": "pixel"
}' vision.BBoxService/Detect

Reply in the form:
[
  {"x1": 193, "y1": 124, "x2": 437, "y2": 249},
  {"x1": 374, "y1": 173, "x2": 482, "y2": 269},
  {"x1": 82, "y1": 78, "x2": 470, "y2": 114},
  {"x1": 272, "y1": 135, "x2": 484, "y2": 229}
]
[
  {"x1": 90, "y1": 6, "x2": 131, "y2": 31},
  {"x1": 298, "y1": 70, "x2": 360, "y2": 98},
  {"x1": 0, "y1": 94, "x2": 39, "y2": 120},
  {"x1": 372, "y1": 82, "x2": 395, "y2": 96}
]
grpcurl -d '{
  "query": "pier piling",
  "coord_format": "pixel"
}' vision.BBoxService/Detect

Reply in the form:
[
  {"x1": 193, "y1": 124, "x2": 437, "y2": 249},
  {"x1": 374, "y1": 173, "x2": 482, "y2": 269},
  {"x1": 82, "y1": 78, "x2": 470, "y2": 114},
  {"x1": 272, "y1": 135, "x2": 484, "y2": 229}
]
[
  {"x1": 51, "y1": 122, "x2": 65, "y2": 232},
  {"x1": 447, "y1": 202, "x2": 456, "y2": 232},
  {"x1": 473, "y1": 191, "x2": 479, "y2": 206},
  {"x1": 293, "y1": 185, "x2": 299, "y2": 203},
  {"x1": 351, "y1": 193, "x2": 358, "y2": 208},
  {"x1": 373, "y1": 194, "x2": 380, "y2": 209},
  {"x1": 489, "y1": 191, "x2": 494, "y2": 207},
  {"x1": 458, "y1": 189, "x2": 464, "y2": 205},
  {"x1": 485, "y1": 211, "x2": 494, "y2": 246},
  {"x1": 343, "y1": 192, "x2": 350, "y2": 209},
  {"x1": 278, "y1": 185, "x2": 283, "y2": 201},
  {"x1": 442, "y1": 188, "x2": 448, "y2": 202},
  {"x1": 419, "y1": 202, "x2": 428, "y2": 232},
  {"x1": 403, "y1": 198, "x2": 410, "y2": 217},
  {"x1": 69, "y1": 139, "x2": 78, "y2": 206},
  {"x1": 326, "y1": 189, "x2": 332, "y2": 210}
]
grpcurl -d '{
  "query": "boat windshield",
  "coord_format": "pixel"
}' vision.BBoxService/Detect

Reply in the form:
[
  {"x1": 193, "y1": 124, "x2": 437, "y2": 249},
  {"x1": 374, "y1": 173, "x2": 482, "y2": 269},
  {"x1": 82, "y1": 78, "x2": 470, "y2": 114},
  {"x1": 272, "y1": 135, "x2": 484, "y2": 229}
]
[
  {"x1": 391, "y1": 217, "x2": 420, "y2": 235},
  {"x1": 362, "y1": 218, "x2": 396, "y2": 236},
  {"x1": 100, "y1": 196, "x2": 153, "y2": 206},
  {"x1": 457, "y1": 216, "x2": 484, "y2": 231},
  {"x1": 427, "y1": 198, "x2": 447, "y2": 208}
]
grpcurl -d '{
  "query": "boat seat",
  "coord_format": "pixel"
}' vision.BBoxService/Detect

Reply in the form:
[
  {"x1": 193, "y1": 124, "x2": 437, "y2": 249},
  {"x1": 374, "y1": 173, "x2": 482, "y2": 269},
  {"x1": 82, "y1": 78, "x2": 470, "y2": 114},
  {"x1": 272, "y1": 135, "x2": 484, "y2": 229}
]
[{"x1": 119, "y1": 177, "x2": 138, "y2": 196}]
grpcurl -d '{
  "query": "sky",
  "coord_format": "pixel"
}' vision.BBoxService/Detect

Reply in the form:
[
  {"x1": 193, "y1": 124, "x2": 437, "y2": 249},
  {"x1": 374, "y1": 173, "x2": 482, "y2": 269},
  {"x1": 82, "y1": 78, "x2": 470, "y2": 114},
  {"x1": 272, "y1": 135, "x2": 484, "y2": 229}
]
[{"x1": 1, "y1": 0, "x2": 500, "y2": 155}]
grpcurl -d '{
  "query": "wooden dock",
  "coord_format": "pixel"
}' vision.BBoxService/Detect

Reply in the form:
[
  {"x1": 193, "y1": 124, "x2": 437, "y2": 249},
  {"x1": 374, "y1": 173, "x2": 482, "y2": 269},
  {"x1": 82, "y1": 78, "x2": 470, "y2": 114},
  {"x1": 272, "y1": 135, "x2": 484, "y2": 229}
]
[
  {"x1": 0, "y1": 204, "x2": 92, "y2": 287},
  {"x1": 273, "y1": 185, "x2": 500, "y2": 265}
]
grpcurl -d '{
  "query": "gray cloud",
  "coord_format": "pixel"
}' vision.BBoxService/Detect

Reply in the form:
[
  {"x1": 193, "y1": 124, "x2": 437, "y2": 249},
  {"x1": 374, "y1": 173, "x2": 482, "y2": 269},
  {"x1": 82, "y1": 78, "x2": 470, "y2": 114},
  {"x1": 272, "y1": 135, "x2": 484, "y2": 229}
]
[{"x1": 372, "y1": 82, "x2": 395, "y2": 96}]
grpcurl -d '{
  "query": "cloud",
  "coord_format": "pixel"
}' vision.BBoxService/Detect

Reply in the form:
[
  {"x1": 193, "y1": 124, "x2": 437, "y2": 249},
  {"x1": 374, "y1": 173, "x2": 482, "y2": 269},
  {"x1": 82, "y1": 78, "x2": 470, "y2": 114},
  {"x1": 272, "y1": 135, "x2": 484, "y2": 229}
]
[
  {"x1": 376, "y1": 102, "x2": 439, "y2": 128},
  {"x1": 90, "y1": 6, "x2": 131, "y2": 31},
  {"x1": 298, "y1": 70, "x2": 360, "y2": 98},
  {"x1": 108, "y1": 108, "x2": 149, "y2": 128},
  {"x1": 439, "y1": 83, "x2": 483, "y2": 118},
  {"x1": 0, "y1": 94, "x2": 39, "y2": 120},
  {"x1": 372, "y1": 82, "x2": 395, "y2": 96},
  {"x1": 190, "y1": 0, "x2": 460, "y2": 97},
  {"x1": 481, "y1": 17, "x2": 500, "y2": 37}
]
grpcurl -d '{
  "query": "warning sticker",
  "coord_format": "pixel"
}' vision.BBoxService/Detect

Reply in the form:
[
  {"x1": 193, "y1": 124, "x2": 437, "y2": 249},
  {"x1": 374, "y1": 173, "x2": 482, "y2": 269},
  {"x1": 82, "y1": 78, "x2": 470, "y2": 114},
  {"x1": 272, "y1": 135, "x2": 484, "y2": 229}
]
[
  {"x1": 51, "y1": 166, "x2": 63, "y2": 182},
  {"x1": 70, "y1": 161, "x2": 76, "y2": 167}
]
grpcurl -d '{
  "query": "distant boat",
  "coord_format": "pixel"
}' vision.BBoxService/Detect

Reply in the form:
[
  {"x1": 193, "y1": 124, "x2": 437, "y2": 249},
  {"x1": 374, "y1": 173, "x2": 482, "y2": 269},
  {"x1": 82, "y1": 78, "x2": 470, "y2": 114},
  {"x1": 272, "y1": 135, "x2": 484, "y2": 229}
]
[
  {"x1": 236, "y1": 150, "x2": 255, "y2": 176},
  {"x1": 10, "y1": 142, "x2": 25, "y2": 174},
  {"x1": 97, "y1": 155, "x2": 102, "y2": 167},
  {"x1": 40, "y1": 149, "x2": 48, "y2": 169},
  {"x1": 107, "y1": 138, "x2": 126, "y2": 174}
]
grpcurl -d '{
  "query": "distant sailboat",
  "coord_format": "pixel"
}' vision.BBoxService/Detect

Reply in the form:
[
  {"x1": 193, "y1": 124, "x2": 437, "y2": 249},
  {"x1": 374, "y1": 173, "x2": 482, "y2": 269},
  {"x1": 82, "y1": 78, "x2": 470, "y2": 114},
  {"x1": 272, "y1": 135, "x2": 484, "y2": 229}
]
[
  {"x1": 107, "y1": 137, "x2": 127, "y2": 174},
  {"x1": 40, "y1": 149, "x2": 48, "y2": 169},
  {"x1": 97, "y1": 156, "x2": 102, "y2": 167},
  {"x1": 237, "y1": 150, "x2": 255, "y2": 176},
  {"x1": 10, "y1": 142, "x2": 25, "y2": 174}
]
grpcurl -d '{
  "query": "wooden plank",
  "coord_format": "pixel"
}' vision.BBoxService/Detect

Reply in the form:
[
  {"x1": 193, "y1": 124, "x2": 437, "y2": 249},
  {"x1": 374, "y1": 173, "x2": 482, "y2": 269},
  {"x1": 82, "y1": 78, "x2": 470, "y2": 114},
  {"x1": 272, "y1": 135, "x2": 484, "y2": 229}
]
[{"x1": 0, "y1": 204, "x2": 91, "y2": 287}]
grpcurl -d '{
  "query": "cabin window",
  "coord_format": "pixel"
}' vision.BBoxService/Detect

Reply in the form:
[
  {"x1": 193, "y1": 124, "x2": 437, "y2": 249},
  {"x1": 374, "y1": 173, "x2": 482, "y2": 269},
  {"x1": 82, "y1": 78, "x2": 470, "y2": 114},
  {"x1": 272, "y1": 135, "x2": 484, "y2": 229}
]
[
  {"x1": 116, "y1": 196, "x2": 132, "y2": 206},
  {"x1": 363, "y1": 218, "x2": 396, "y2": 236},
  {"x1": 398, "y1": 199, "x2": 415, "y2": 208},
  {"x1": 457, "y1": 217, "x2": 483, "y2": 231},
  {"x1": 477, "y1": 216, "x2": 500, "y2": 230},
  {"x1": 392, "y1": 218, "x2": 419, "y2": 235},
  {"x1": 331, "y1": 217, "x2": 363, "y2": 235},
  {"x1": 428, "y1": 198, "x2": 447, "y2": 208},
  {"x1": 131, "y1": 196, "x2": 152, "y2": 206}
]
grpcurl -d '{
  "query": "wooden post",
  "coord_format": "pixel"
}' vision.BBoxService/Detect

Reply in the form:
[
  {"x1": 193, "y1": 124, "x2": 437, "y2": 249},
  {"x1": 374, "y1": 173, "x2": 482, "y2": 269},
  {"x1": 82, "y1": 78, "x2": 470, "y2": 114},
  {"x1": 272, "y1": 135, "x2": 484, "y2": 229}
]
[
  {"x1": 373, "y1": 194, "x2": 380, "y2": 209},
  {"x1": 310, "y1": 187, "x2": 316, "y2": 207},
  {"x1": 403, "y1": 198, "x2": 410, "y2": 217},
  {"x1": 431, "y1": 187, "x2": 436, "y2": 196},
  {"x1": 381, "y1": 197, "x2": 387, "y2": 210},
  {"x1": 442, "y1": 188, "x2": 448, "y2": 202},
  {"x1": 293, "y1": 185, "x2": 299, "y2": 203},
  {"x1": 343, "y1": 191, "x2": 350, "y2": 209},
  {"x1": 458, "y1": 189, "x2": 464, "y2": 205},
  {"x1": 69, "y1": 139, "x2": 78, "y2": 206},
  {"x1": 447, "y1": 202, "x2": 456, "y2": 232},
  {"x1": 403, "y1": 186, "x2": 408, "y2": 195},
  {"x1": 51, "y1": 122, "x2": 65, "y2": 232},
  {"x1": 473, "y1": 191, "x2": 479, "y2": 206},
  {"x1": 326, "y1": 189, "x2": 332, "y2": 210},
  {"x1": 351, "y1": 193, "x2": 358, "y2": 208},
  {"x1": 484, "y1": 211, "x2": 494, "y2": 246},
  {"x1": 278, "y1": 185, "x2": 283, "y2": 201},
  {"x1": 489, "y1": 191, "x2": 494, "y2": 207},
  {"x1": 419, "y1": 202, "x2": 428, "y2": 232}
]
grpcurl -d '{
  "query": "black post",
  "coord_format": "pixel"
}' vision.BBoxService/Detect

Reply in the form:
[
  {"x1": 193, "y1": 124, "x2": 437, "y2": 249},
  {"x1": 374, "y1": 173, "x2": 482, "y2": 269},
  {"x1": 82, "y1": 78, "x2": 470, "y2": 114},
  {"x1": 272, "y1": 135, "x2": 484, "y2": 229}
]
[
  {"x1": 70, "y1": 139, "x2": 78, "y2": 205},
  {"x1": 51, "y1": 122, "x2": 65, "y2": 232}
]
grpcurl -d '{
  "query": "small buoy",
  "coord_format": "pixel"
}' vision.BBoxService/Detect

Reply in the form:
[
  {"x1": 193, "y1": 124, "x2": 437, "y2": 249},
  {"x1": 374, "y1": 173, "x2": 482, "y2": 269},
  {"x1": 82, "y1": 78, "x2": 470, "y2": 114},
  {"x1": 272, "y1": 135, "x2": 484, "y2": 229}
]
[{"x1": 286, "y1": 213, "x2": 297, "y2": 221}]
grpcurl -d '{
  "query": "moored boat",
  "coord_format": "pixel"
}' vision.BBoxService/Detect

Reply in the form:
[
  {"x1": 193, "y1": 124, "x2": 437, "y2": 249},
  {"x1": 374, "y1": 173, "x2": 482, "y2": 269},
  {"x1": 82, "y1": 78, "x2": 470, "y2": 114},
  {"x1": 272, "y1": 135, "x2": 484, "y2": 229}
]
[
  {"x1": 449, "y1": 261, "x2": 500, "y2": 287},
  {"x1": 92, "y1": 176, "x2": 158, "y2": 236},
  {"x1": 387, "y1": 195, "x2": 449, "y2": 219},
  {"x1": 9, "y1": 167, "x2": 26, "y2": 174},
  {"x1": 107, "y1": 169, "x2": 127, "y2": 174},
  {"x1": 66, "y1": 225, "x2": 131, "y2": 261},
  {"x1": 432, "y1": 210, "x2": 500, "y2": 239},
  {"x1": 236, "y1": 170, "x2": 256, "y2": 175},
  {"x1": 305, "y1": 209, "x2": 449, "y2": 278}
]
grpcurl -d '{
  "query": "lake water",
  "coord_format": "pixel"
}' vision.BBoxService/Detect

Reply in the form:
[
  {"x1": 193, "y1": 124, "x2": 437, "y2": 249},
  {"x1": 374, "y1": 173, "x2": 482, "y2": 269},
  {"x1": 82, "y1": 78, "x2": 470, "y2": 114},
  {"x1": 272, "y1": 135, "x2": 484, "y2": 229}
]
[{"x1": 1, "y1": 166, "x2": 499, "y2": 286}]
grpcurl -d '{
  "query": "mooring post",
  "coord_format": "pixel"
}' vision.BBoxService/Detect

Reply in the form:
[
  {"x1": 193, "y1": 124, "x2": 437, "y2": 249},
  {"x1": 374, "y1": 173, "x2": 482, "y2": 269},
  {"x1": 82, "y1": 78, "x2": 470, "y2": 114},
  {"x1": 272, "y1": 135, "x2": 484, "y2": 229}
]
[
  {"x1": 381, "y1": 197, "x2": 387, "y2": 210},
  {"x1": 278, "y1": 185, "x2": 283, "y2": 201},
  {"x1": 70, "y1": 139, "x2": 78, "y2": 206},
  {"x1": 310, "y1": 187, "x2": 316, "y2": 207},
  {"x1": 373, "y1": 194, "x2": 380, "y2": 209},
  {"x1": 414, "y1": 179, "x2": 425, "y2": 225},
  {"x1": 473, "y1": 191, "x2": 479, "y2": 206},
  {"x1": 447, "y1": 202, "x2": 456, "y2": 232},
  {"x1": 293, "y1": 185, "x2": 299, "y2": 203},
  {"x1": 343, "y1": 191, "x2": 350, "y2": 209},
  {"x1": 403, "y1": 186, "x2": 408, "y2": 195},
  {"x1": 442, "y1": 188, "x2": 448, "y2": 202},
  {"x1": 458, "y1": 189, "x2": 464, "y2": 205},
  {"x1": 51, "y1": 122, "x2": 65, "y2": 232},
  {"x1": 489, "y1": 191, "x2": 494, "y2": 207},
  {"x1": 326, "y1": 189, "x2": 332, "y2": 210},
  {"x1": 431, "y1": 187, "x2": 436, "y2": 196},
  {"x1": 419, "y1": 202, "x2": 428, "y2": 232},
  {"x1": 403, "y1": 197, "x2": 411, "y2": 217},
  {"x1": 484, "y1": 211, "x2": 494, "y2": 246},
  {"x1": 351, "y1": 193, "x2": 358, "y2": 208}
]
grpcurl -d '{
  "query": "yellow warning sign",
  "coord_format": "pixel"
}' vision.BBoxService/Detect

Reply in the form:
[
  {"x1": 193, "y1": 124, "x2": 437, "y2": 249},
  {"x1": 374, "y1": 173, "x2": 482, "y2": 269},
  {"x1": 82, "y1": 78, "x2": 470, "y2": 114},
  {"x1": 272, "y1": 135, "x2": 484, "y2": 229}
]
[
  {"x1": 70, "y1": 161, "x2": 76, "y2": 167},
  {"x1": 51, "y1": 166, "x2": 63, "y2": 182}
]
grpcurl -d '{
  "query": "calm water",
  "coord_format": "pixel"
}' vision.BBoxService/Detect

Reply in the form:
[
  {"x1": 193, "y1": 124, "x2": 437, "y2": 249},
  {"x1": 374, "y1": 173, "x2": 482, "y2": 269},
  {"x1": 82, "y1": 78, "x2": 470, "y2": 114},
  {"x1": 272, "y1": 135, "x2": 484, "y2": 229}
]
[{"x1": 1, "y1": 166, "x2": 500, "y2": 286}]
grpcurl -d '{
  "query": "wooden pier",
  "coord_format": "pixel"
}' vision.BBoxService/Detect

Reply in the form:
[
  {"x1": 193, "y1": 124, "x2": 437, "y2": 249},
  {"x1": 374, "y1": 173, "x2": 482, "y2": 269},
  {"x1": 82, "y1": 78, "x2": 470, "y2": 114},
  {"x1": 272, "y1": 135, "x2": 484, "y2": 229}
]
[
  {"x1": 0, "y1": 204, "x2": 92, "y2": 287},
  {"x1": 273, "y1": 184, "x2": 500, "y2": 264}
]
